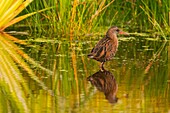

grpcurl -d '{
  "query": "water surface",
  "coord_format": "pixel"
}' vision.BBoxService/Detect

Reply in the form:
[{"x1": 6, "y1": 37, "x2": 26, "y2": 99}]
[
  {"x1": 26, "y1": 35, "x2": 170, "y2": 113},
  {"x1": 1, "y1": 34, "x2": 170, "y2": 113}
]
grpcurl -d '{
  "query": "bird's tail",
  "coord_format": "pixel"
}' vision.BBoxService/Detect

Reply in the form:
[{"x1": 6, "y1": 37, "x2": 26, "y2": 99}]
[{"x1": 87, "y1": 54, "x2": 94, "y2": 58}]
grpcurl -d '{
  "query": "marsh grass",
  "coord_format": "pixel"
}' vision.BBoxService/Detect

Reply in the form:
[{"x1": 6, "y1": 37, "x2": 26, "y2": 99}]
[
  {"x1": 20, "y1": 0, "x2": 170, "y2": 40},
  {"x1": 24, "y1": 0, "x2": 117, "y2": 37}
]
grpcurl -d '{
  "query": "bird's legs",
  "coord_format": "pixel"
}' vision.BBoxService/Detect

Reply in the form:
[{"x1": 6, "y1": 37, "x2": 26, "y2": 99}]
[{"x1": 100, "y1": 62, "x2": 105, "y2": 72}]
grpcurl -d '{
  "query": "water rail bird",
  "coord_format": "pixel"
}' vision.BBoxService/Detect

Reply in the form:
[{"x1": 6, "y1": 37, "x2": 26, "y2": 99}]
[{"x1": 88, "y1": 26, "x2": 128, "y2": 71}]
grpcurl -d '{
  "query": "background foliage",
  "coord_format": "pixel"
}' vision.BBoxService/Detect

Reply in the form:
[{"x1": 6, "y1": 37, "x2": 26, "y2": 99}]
[{"x1": 15, "y1": 0, "x2": 170, "y2": 38}]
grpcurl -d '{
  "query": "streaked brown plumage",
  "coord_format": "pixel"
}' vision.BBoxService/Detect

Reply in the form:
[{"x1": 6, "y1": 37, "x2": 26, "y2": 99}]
[{"x1": 88, "y1": 26, "x2": 127, "y2": 71}]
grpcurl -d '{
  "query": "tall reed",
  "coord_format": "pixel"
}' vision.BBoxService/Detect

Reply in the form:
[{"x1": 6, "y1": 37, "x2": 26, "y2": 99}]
[{"x1": 22, "y1": 0, "x2": 170, "y2": 39}]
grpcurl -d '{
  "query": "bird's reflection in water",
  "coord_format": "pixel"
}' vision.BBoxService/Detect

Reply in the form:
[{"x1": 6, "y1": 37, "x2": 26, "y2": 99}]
[{"x1": 87, "y1": 70, "x2": 118, "y2": 103}]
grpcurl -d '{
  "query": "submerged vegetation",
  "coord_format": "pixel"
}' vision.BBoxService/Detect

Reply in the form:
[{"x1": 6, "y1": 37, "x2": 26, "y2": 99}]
[{"x1": 0, "y1": 0, "x2": 170, "y2": 113}]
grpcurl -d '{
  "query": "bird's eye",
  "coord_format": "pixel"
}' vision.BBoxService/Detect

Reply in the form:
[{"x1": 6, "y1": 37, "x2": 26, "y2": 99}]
[{"x1": 116, "y1": 29, "x2": 119, "y2": 32}]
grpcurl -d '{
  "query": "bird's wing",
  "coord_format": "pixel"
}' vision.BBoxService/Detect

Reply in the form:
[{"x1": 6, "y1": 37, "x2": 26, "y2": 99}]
[
  {"x1": 104, "y1": 40, "x2": 117, "y2": 60},
  {"x1": 90, "y1": 37, "x2": 110, "y2": 59},
  {"x1": 91, "y1": 37, "x2": 109, "y2": 53}
]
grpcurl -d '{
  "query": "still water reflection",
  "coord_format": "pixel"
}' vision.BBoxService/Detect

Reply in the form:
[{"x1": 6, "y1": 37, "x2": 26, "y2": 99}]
[
  {"x1": 36, "y1": 37, "x2": 169, "y2": 113},
  {"x1": 0, "y1": 34, "x2": 170, "y2": 113},
  {"x1": 87, "y1": 70, "x2": 118, "y2": 103}
]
